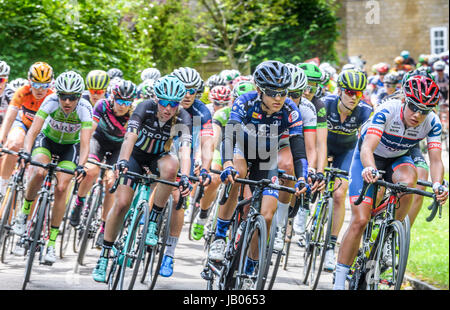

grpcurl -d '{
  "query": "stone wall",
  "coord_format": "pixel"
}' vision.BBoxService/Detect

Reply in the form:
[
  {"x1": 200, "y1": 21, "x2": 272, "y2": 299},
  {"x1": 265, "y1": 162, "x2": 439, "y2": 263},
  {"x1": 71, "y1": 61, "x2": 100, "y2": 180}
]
[{"x1": 336, "y1": 0, "x2": 449, "y2": 71}]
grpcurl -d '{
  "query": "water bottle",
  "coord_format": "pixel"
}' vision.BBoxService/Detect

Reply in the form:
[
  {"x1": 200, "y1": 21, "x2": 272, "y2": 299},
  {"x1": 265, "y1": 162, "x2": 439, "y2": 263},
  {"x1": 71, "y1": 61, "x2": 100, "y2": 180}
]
[{"x1": 234, "y1": 222, "x2": 246, "y2": 250}]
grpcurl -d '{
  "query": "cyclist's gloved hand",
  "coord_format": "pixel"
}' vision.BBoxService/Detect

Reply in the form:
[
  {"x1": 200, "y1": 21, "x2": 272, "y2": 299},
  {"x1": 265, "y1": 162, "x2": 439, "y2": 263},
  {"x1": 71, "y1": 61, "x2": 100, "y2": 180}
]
[
  {"x1": 114, "y1": 159, "x2": 129, "y2": 173},
  {"x1": 433, "y1": 181, "x2": 449, "y2": 205},
  {"x1": 295, "y1": 178, "x2": 308, "y2": 196},
  {"x1": 199, "y1": 168, "x2": 212, "y2": 186},
  {"x1": 220, "y1": 166, "x2": 238, "y2": 183},
  {"x1": 179, "y1": 174, "x2": 192, "y2": 197},
  {"x1": 361, "y1": 167, "x2": 379, "y2": 183},
  {"x1": 75, "y1": 165, "x2": 86, "y2": 177}
]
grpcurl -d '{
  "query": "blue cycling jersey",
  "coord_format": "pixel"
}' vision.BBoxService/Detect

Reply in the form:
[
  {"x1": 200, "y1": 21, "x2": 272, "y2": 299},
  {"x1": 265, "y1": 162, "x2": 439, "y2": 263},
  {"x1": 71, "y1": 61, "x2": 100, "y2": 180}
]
[
  {"x1": 229, "y1": 91, "x2": 304, "y2": 148},
  {"x1": 184, "y1": 99, "x2": 213, "y2": 152},
  {"x1": 323, "y1": 94, "x2": 373, "y2": 151}
]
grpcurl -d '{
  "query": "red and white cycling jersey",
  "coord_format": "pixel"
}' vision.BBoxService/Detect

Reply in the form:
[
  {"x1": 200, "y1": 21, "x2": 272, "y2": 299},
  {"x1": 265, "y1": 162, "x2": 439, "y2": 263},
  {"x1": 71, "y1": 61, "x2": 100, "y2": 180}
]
[{"x1": 359, "y1": 98, "x2": 442, "y2": 158}]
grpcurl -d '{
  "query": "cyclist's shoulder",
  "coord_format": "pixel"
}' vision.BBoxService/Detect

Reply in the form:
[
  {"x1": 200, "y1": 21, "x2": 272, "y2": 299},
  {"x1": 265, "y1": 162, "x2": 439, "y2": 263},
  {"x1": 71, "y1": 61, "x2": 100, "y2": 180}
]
[{"x1": 299, "y1": 97, "x2": 317, "y2": 113}]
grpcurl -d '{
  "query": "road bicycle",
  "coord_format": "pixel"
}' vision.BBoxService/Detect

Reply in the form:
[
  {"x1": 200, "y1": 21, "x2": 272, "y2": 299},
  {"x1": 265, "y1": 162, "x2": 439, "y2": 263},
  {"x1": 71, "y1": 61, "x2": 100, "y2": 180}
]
[
  {"x1": 75, "y1": 155, "x2": 113, "y2": 267},
  {"x1": 106, "y1": 169, "x2": 183, "y2": 290},
  {"x1": 302, "y1": 165, "x2": 348, "y2": 290},
  {"x1": 347, "y1": 176, "x2": 443, "y2": 290}
]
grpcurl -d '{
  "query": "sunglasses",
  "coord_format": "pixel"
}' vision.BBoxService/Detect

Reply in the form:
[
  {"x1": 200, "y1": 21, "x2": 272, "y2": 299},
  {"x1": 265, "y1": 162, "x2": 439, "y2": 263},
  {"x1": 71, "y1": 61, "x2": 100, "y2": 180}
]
[
  {"x1": 0, "y1": 77, "x2": 8, "y2": 83},
  {"x1": 385, "y1": 83, "x2": 397, "y2": 88},
  {"x1": 343, "y1": 88, "x2": 363, "y2": 98},
  {"x1": 262, "y1": 88, "x2": 288, "y2": 98},
  {"x1": 31, "y1": 82, "x2": 51, "y2": 89},
  {"x1": 185, "y1": 88, "x2": 197, "y2": 95},
  {"x1": 58, "y1": 93, "x2": 81, "y2": 101},
  {"x1": 305, "y1": 85, "x2": 317, "y2": 94},
  {"x1": 407, "y1": 101, "x2": 431, "y2": 115},
  {"x1": 115, "y1": 98, "x2": 133, "y2": 106},
  {"x1": 212, "y1": 100, "x2": 229, "y2": 106},
  {"x1": 288, "y1": 90, "x2": 303, "y2": 99},
  {"x1": 89, "y1": 89, "x2": 105, "y2": 95},
  {"x1": 158, "y1": 99, "x2": 179, "y2": 108}
]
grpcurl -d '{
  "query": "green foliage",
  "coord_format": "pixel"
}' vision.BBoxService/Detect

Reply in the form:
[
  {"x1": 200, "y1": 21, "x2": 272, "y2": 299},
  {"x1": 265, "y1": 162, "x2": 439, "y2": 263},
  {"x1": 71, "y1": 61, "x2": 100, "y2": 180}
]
[
  {"x1": 248, "y1": 0, "x2": 340, "y2": 68},
  {"x1": 0, "y1": 0, "x2": 133, "y2": 80}
]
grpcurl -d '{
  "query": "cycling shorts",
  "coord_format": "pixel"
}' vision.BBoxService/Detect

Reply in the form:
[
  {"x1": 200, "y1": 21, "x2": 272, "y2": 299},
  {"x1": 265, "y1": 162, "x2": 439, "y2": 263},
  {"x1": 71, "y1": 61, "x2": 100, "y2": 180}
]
[
  {"x1": 348, "y1": 145, "x2": 415, "y2": 205},
  {"x1": 119, "y1": 148, "x2": 170, "y2": 190},
  {"x1": 88, "y1": 136, "x2": 120, "y2": 166},
  {"x1": 409, "y1": 145, "x2": 429, "y2": 171},
  {"x1": 212, "y1": 149, "x2": 223, "y2": 168},
  {"x1": 31, "y1": 133, "x2": 79, "y2": 171},
  {"x1": 11, "y1": 116, "x2": 28, "y2": 134},
  {"x1": 328, "y1": 146, "x2": 355, "y2": 180}
]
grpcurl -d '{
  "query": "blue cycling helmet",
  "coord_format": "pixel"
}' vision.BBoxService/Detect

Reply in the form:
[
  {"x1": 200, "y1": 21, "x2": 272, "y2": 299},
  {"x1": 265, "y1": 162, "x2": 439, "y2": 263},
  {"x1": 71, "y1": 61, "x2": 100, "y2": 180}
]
[
  {"x1": 154, "y1": 75, "x2": 187, "y2": 101},
  {"x1": 253, "y1": 60, "x2": 291, "y2": 89}
]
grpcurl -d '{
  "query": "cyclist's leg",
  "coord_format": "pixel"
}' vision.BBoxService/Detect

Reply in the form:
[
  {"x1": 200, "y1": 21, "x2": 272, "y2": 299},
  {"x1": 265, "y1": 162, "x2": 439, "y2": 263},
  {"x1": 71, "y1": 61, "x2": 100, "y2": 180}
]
[
  {"x1": 407, "y1": 147, "x2": 429, "y2": 227},
  {"x1": 390, "y1": 156, "x2": 418, "y2": 221},
  {"x1": 334, "y1": 148, "x2": 373, "y2": 289},
  {"x1": 276, "y1": 146, "x2": 294, "y2": 229}
]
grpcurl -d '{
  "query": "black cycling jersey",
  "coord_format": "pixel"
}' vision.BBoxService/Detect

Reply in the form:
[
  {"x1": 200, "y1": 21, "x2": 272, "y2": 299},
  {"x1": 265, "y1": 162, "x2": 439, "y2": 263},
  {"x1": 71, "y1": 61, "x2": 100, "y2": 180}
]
[{"x1": 127, "y1": 99, "x2": 192, "y2": 155}]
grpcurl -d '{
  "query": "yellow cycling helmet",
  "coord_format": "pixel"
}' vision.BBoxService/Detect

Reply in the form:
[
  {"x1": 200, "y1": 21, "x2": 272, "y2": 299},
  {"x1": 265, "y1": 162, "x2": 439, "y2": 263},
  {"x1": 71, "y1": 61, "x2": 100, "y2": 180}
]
[
  {"x1": 28, "y1": 62, "x2": 53, "y2": 83},
  {"x1": 337, "y1": 69, "x2": 367, "y2": 91},
  {"x1": 86, "y1": 70, "x2": 110, "y2": 90}
]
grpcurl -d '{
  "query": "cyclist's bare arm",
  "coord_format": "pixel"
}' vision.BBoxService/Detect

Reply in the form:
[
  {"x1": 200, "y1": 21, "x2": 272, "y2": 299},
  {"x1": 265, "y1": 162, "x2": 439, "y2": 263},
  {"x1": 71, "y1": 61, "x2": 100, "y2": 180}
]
[
  {"x1": 23, "y1": 115, "x2": 45, "y2": 153},
  {"x1": 78, "y1": 127, "x2": 92, "y2": 167},
  {"x1": 179, "y1": 145, "x2": 191, "y2": 177},
  {"x1": 360, "y1": 133, "x2": 381, "y2": 183},
  {"x1": 200, "y1": 134, "x2": 214, "y2": 172},
  {"x1": 428, "y1": 147, "x2": 448, "y2": 204},
  {"x1": 0, "y1": 105, "x2": 19, "y2": 143}
]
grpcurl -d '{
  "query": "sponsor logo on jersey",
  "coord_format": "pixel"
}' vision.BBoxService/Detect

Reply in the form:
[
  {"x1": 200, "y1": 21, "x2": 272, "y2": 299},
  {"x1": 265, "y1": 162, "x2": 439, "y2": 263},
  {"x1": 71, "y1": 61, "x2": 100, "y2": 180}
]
[
  {"x1": 288, "y1": 111, "x2": 299, "y2": 123},
  {"x1": 252, "y1": 112, "x2": 262, "y2": 119}
]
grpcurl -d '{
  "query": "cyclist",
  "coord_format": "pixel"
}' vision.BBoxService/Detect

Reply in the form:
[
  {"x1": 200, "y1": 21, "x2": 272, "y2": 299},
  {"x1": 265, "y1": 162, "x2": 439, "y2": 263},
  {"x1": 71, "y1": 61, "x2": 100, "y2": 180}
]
[
  {"x1": 432, "y1": 60, "x2": 449, "y2": 105},
  {"x1": 11, "y1": 71, "x2": 92, "y2": 264},
  {"x1": 8, "y1": 78, "x2": 29, "y2": 92},
  {"x1": 91, "y1": 75, "x2": 193, "y2": 283},
  {"x1": 401, "y1": 50, "x2": 416, "y2": 67},
  {"x1": 206, "y1": 85, "x2": 233, "y2": 116},
  {"x1": 274, "y1": 63, "x2": 319, "y2": 251},
  {"x1": 136, "y1": 78, "x2": 156, "y2": 102},
  {"x1": 373, "y1": 72, "x2": 399, "y2": 107},
  {"x1": 294, "y1": 62, "x2": 328, "y2": 234},
  {"x1": 140, "y1": 67, "x2": 161, "y2": 82},
  {"x1": 69, "y1": 80, "x2": 137, "y2": 251},
  {"x1": 190, "y1": 84, "x2": 234, "y2": 241},
  {"x1": 159, "y1": 67, "x2": 214, "y2": 277},
  {"x1": 107, "y1": 68, "x2": 123, "y2": 80},
  {"x1": 315, "y1": 69, "x2": 372, "y2": 272},
  {"x1": 82, "y1": 70, "x2": 110, "y2": 106},
  {"x1": 208, "y1": 60, "x2": 309, "y2": 289},
  {"x1": 0, "y1": 62, "x2": 54, "y2": 196},
  {"x1": 0, "y1": 60, "x2": 14, "y2": 125},
  {"x1": 334, "y1": 75, "x2": 448, "y2": 290}
]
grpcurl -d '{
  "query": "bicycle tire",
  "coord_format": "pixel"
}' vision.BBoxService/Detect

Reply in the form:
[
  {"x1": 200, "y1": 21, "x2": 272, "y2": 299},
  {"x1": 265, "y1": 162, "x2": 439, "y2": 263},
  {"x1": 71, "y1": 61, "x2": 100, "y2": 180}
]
[
  {"x1": 1, "y1": 231, "x2": 15, "y2": 264},
  {"x1": 76, "y1": 184, "x2": 102, "y2": 266},
  {"x1": 310, "y1": 198, "x2": 333, "y2": 290},
  {"x1": 302, "y1": 200, "x2": 328, "y2": 286},
  {"x1": 235, "y1": 214, "x2": 267, "y2": 290},
  {"x1": 266, "y1": 218, "x2": 286, "y2": 289},
  {"x1": 147, "y1": 197, "x2": 173, "y2": 290},
  {"x1": 122, "y1": 201, "x2": 150, "y2": 290},
  {"x1": 188, "y1": 186, "x2": 202, "y2": 241},
  {"x1": 59, "y1": 194, "x2": 75, "y2": 258},
  {"x1": 261, "y1": 218, "x2": 277, "y2": 289},
  {"x1": 366, "y1": 220, "x2": 407, "y2": 290},
  {"x1": 283, "y1": 218, "x2": 293, "y2": 271},
  {"x1": 402, "y1": 215, "x2": 411, "y2": 265},
  {"x1": 0, "y1": 187, "x2": 17, "y2": 248},
  {"x1": 22, "y1": 194, "x2": 48, "y2": 290}
]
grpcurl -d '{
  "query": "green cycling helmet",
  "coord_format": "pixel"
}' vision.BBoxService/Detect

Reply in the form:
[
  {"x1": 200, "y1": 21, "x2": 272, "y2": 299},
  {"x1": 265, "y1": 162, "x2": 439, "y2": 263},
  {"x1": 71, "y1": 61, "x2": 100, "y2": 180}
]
[
  {"x1": 297, "y1": 63, "x2": 322, "y2": 82},
  {"x1": 401, "y1": 67, "x2": 435, "y2": 86},
  {"x1": 337, "y1": 69, "x2": 367, "y2": 91},
  {"x1": 232, "y1": 81, "x2": 256, "y2": 98}
]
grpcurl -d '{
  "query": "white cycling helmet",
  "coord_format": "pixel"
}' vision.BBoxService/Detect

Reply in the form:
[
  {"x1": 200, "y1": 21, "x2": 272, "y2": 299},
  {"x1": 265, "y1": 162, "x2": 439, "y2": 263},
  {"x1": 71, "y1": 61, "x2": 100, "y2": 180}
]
[
  {"x1": 171, "y1": 67, "x2": 203, "y2": 89},
  {"x1": 9, "y1": 78, "x2": 29, "y2": 91},
  {"x1": 140, "y1": 68, "x2": 161, "y2": 81},
  {"x1": 0, "y1": 61, "x2": 10, "y2": 76},
  {"x1": 433, "y1": 60, "x2": 446, "y2": 71},
  {"x1": 55, "y1": 71, "x2": 85, "y2": 94},
  {"x1": 285, "y1": 63, "x2": 308, "y2": 91}
]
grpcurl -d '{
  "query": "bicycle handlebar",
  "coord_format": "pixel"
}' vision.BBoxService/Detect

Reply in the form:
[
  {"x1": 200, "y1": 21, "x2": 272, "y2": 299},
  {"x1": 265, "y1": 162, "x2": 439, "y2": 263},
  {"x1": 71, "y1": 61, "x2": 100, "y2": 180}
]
[{"x1": 354, "y1": 178, "x2": 441, "y2": 222}]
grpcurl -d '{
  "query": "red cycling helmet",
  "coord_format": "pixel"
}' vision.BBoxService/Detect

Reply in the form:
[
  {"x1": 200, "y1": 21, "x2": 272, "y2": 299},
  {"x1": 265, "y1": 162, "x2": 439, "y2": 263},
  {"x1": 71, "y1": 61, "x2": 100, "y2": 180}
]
[
  {"x1": 376, "y1": 63, "x2": 390, "y2": 74},
  {"x1": 231, "y1": 75, "x2": 251, "y2": 88},
  {"x1": 403, "y1": 75, "x2": 440, "y2": 109},
  {"x1": 209, "y1": 85, "x2": 232, "y2": 103}
]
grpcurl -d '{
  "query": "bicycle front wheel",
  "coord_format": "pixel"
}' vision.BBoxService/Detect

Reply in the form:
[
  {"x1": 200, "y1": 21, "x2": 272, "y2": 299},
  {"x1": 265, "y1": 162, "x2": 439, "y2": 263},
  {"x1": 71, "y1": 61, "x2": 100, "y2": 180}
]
[
  {"x1": 235, "y1": 214, "x2": 267, "y2": 290},
  {"x1": 0, "y1": 186, "x2": 20, "y2": 248},
  {"x1": 367, "y1": 220, "x2": 407, "y2": 290}
]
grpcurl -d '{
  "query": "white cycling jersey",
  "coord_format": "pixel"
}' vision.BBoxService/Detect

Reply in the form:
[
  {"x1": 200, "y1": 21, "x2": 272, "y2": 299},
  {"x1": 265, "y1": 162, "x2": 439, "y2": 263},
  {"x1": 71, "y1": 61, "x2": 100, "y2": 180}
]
[{"x1": 359, "y1": 98, "x2": 442, "y2": 158}]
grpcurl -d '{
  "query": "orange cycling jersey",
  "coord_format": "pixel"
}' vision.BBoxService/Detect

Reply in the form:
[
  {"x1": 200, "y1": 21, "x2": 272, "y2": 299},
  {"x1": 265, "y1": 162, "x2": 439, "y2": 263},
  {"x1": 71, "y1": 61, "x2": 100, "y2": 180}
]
[{"x1": 10, "y1": 85, "x2": 53, "y2": 129}]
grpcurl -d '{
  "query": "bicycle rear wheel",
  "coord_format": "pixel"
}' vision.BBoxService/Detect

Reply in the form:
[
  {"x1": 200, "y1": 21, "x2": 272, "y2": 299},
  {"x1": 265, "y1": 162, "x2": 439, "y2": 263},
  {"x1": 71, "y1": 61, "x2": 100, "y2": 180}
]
[
  {"x1": 366, "y1": 220, "x2": 407, "y2": 290},
  {"x1": 309, "y1": 198, "x2": 333, "y2": 290},
  {"x1": 0, "y1": 186, "x2": 20, "y2": 248},
  {"x1": 265, "y1": 218, "x2": 286, "y2": 290},
  {"x1": 235, "y1": 214, "x2": 267, "y2": 290},
  {"x1": 188, "y1": 186, "x2": 202, "y2": 241},
  {"x1": 282, "y1": 218, "x2": 293, "y2": 270},
  {"x1": 59, "y1": 193, "x2": 75, "y2": 258},
  {"x1": 76, "y1": 184, "x2": 102, "y2": 266}
]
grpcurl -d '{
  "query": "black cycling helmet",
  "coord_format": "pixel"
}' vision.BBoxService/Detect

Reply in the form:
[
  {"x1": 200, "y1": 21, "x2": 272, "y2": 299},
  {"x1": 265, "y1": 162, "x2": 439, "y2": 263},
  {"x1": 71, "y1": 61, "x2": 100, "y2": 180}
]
[
  {"x1": 107, "y1": 68, "x2": 123, "y2": 79},
  {"x1": 253, "y1": 60, "x2": 291, "y2": 89},
  {"x1": 112, "y1": 79, "x2": 137, "y2": 100}
]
